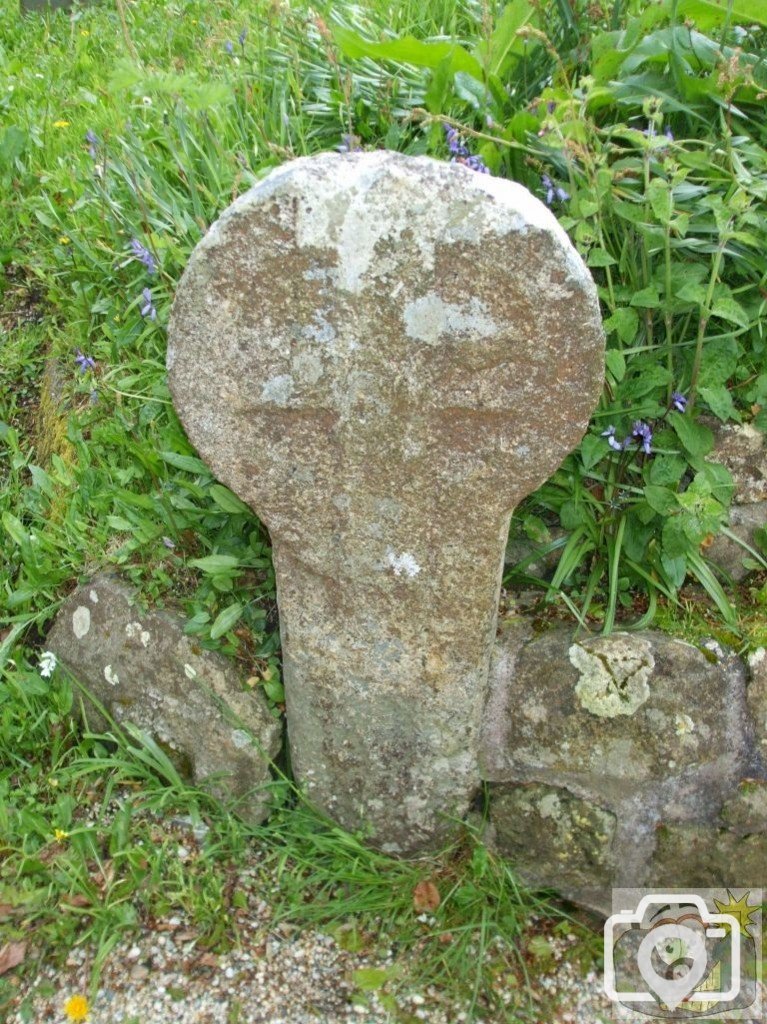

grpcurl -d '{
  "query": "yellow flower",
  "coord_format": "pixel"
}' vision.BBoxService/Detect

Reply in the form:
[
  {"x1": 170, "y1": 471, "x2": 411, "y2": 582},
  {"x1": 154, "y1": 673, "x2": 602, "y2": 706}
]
[
  {"x1": 80, "y1": 29, "x2": 90, "y2": 36},
  {"x1": 54, "y1": 828, "x2": 69, "y2": 841},
  {"x1": 58, "y1": 236, "x2": 71, "y2": 245},
  {"x1": 64, "y1": 995, "x2": 89, "y2": 1021},
  {"x1": 53, "y1": 120, "x2": 70, "y2": 128}
]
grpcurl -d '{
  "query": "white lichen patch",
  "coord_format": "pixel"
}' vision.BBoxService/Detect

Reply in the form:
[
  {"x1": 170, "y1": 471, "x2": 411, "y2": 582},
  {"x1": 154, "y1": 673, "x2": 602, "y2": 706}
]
[
  {"x1": 403, "y1": 294, "x2": 499, "y2": 346},
  {"x1": 89, "y1": 589, "x2": 99, "y2": 604},
  {"x1": 125, "y1": 622, "x2": 151, "y2": 647},
  {"x1": 72, "y1": 606, "x2": 91, "y2": 640},
  {"x1": 569, "y1": 635, "x2": 654, "y2": 718},
  {"x1": 385, "y1": 550, "x2": 421, "y2": 578},
  {"x1": 749, "y1": 647, "x2": 766, "y2": 669},
  {"x1": 104, "y1": 664, "x2": 119, "y2": 686},
  {"x1": 537, "y1": 793, "x2": 562, "y2": 820},
  {"x1": 674, "y1": 713, "x2": 695, "y2": 736},
  {"x1": 231, "y1": 729, "x2": 251, "y2": 749},
  {"x1": 260, "y1": 374, "x2": 293, "y2": 406}
]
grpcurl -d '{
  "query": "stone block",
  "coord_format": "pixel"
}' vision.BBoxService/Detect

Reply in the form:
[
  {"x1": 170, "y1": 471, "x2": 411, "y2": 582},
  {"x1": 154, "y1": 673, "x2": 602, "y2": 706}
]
[{"x1": 46, "y1": 574, "x2": 281, "y2": 824}]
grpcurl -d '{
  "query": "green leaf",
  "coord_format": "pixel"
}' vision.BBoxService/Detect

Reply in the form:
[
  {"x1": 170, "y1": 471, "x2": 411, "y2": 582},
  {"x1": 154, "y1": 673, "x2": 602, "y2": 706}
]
[
  {"x1": 669, "y1": 412, "x2": 713, "y2": 460},
  {"x1": 0, "y1": 126, "x2": 27, "y2": 167},
  {"x1": 189, "y1": 555, "x2": 241, "y2": 574},
  {"x1": 605, "y1": 349, "x2": 626, "y2": 382},
  {"x1": 580, "y1": 434, "x2": 606, "y2": 472},
  {"x1": 649, "y1": 456, "x2": 687, "y2": 486},
  {"x1": 587, "y1": 247, "x2": 616, "y2": 268},
  {"x1": 644, "y1": 485, "x2": 677, "y2": 516},
  {"x1": 332, "y1": 26, "x2": 484, "y2": 81},
  {"x1": 710, "y1": 295, "x2": 750, "y2": 328},
  {"x1": 699, "y1": 385, "x2": 738, "y2": 423},
  {"x1": 352, "y1": 968, "x2": 392, "y2": 991},
  {"x1": 210, "y1": 603, "x2": 243, "y2": 640},
  {"x1": 475, "y1": 0, "x2": 538, "y2": 77},
  {"x1": 160, "y1": 451, "x2": 212, "y2": 476},
  {"x1": 208, "y1": 484, "x2": 252, "y2": 515},
  {"x1": 2, "y1": 512, "x2": 28, "y2": 547},
  {"x1": 603, "y1": 307, "x2": 639, "y2": 344},
  {"x1": 677, "y1": 0, "x2": 767, "y2": 28},
  {"x1": 630, "y1": 285, "x2": 661, "y2": 308},
  {"x1": 647, "y1": 179, "x2": 673, "y2": 225}
]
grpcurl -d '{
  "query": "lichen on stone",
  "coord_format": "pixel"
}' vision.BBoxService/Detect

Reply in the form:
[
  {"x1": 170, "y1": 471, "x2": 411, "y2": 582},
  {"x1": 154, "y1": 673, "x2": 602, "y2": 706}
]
[{"x1": 569, "y1": 635, "x2": 654, "y2": 718}]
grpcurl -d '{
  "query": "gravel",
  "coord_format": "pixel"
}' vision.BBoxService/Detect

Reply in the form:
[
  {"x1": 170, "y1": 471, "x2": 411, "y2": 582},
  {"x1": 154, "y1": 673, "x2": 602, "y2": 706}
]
[{"x1": 5, "y1": 917, "x2": 616, "y2": 1024}]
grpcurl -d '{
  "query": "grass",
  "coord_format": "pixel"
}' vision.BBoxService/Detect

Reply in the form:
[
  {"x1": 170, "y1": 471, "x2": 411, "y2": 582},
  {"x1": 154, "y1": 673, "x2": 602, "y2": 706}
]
[{"x1": 1, "y1": 0, "x2": 765, "y2": 1019}]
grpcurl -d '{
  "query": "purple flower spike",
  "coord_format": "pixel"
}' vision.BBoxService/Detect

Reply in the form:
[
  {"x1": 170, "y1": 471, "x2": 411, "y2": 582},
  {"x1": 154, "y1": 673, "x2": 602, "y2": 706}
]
[
  {"x1": 664, "y1": 126, "x2": 674, "y2": 141},
  {"x1": 130, "y1": 237, "x2": 158, "y2": 275},
  {"x1": 632, "y1": 420, "x2": 653, "y2": 455},
  {"x1": 238, "y1": 27, "x2": 247, "y2": 46},
  {"x1": 442, "y1": 124, "x2": 490, "y2": 174},
  {"x1": 75, "y1": 350, "x2": 96, "y2": 374},
  {"x1": 85, "y1": 129, "x2": 98, "y2": 158},
  {"x1": 140, "y1": 287, "x2": 157, "y2": 321},
  {"x1": 541, "y1": 174, "x2": 569, "y2": 205},
  {"x1": 601, "y1": 425, "x2": 623, "y2": 451},
  {"x1": 225, "y1": 40, "x2": 234, "y2": 54},
  {"x1": 672, "y1": 391, "x2": 687, "y2": 413},
  {"x1": 546, "y1": 100, "x2": 556, "y2": 114}
]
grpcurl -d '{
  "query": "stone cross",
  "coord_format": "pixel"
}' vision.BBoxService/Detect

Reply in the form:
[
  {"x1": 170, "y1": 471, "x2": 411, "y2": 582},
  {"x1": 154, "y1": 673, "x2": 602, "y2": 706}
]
[{"x1": 168, "y1": 151, "x2": 604, "y2": 853}]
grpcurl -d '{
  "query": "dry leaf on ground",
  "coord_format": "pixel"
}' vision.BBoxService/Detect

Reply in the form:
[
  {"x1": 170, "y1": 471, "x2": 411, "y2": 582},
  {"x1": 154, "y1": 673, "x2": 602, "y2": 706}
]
[
  {"x1": 413, "y1": 880, "x2": 441, "y2": 912},
  {"x1": 0, "y1": 942, "x2": 26, "y2": 976}
]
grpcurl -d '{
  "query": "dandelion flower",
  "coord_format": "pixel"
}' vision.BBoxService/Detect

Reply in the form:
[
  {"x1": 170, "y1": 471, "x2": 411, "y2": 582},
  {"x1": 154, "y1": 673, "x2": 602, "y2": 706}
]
[
  {"x1": 64, "y1": 994, "x2": 89, "y2": 1021},
  {"x1": 53, "y1": 120, "x2": 70, "y2": 128},
  {"x1": 54, "y1": 828, "x2": 69, "y2": 841}
]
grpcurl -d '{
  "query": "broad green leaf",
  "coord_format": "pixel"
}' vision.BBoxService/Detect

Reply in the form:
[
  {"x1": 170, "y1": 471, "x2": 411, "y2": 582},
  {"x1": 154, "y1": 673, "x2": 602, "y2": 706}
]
[
  {"x1": 677, "y1": 0, "x2": 767, "y2": 28},
  {"x1": 475, "y1": 0, "x2": 538, "y2": 77},
  {"x1": 649, "y1": 456, "x2": 687, "y2": 486},
  {"x1": 603, "y1": 308, "x2": 639, "y2": 344},
  {"x1": 580, "y1": 434, "x2": 605, "y2": 472},
  {"x1": 647, "y1": 179, "x2": 673, "y2": 225},
  {"x1": 160, "y1": 451, "x2": 212, "y2": 476},
  {"x1": 630, "y1": 286, "x2": 661, "y2": 308},
  {"x1": 210, "y1": 603, "x2": 243, "y2": 640},
  {"x1": 332, "y1": 26, "x2": 484, "y2": 81},
  {"x1": 189, "y1": 554, "x2": 241, "y2": 573},
  {"x1": 669, "y1": 412, "x2": 713, "y2": 459},
  {"x1": 605, "y1": 349, "x2": 626, "y2": 382},
  {"x1": 645, "y1": 485, "x2": 677, "y2": 516},
  {"x1": 352, "y1": 967, "x2": 392, "y2": 991},
  {"x1": 699, "y1": 385, "x2": 739, "y2": 423},
  {"x1": 587, "y1": 248, "x2": 616, "y2": 267},
  {"x1": 208, "y1": 484, "x2": 252, "y2": 515},
  {"x1": 0, "y1": 126, "x2": 27, "y2": 167},
  {"x1": 710, "y1": 295, "x2": 750, "y2": 328},
  {"x1": 2, "y1": 512, "x2": 29, "y2": 546}
]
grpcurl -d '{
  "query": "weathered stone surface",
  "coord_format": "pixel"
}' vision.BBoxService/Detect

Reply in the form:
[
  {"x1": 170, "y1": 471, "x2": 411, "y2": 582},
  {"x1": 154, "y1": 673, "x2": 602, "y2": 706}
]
[
  {"x1": 707, "y1": 502, "x2": 767, "y2": 580},
  {"x1": 707, "y1": 419, "x2": 767, "y2": 505},
  {"x1": 46, "y1": 574, "x2": 281, "y2": 824},
  {"x1": 482, "y1": 622, "x2": 759, "y2": 912},
  {"x1": 167, "y1": 151, "x2": 604, "y2": 853},
  {"x1": 489, "y1": 782, "x2": 617, "y2": 913},
  {"x1": 747, "y1": 646, "x2": 767, "y2": 757}
]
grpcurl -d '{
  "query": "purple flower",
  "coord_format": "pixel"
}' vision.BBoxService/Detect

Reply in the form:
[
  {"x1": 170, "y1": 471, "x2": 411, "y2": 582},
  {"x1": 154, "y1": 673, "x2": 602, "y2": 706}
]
[
  {"x1": 443, "y1": 124, "x2": 489, "y2": 174},
  {"x1": 664, "y1": 126, "x2": 674, "y2": 142},
  {"x1": 224, "y1": 40, "x2": 234, "y2": 54},
  {"x1": 672, "y1": 391, "x2": 687, "y2": 413},
  {"x1": 130, "y1": 237, "x2": 157, "y2": 275},
  {"x1": 140, "y1": 287, "x2": 157, "y2": 321},
  {"x1": 238, "y1": 27, "x2": 247, "y2": 46},
  {"x1": 631, "y1": 420, "x2": 653, "y2": 455},
  {"x1": 162, "y1": 536, "x2": 176, "y2": 550},
  {"x1": 541, "y1": 174, "x2": 569, "y2": 205},
  {"x1": 89, "y1": 389, "x2": 99, "y2": 405},
  {"x1": 546, "y1": 100, "x2": 556, "y2": 114},
  {"x1": 601, "y1": 425, "x2": 623, "y2": 451},
  {"x1": 75, "y1": 350, "x2": 96, "y2": 373},
  {"x1": 85, "y1": 129, "x2": 98, "y2": 159}
]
